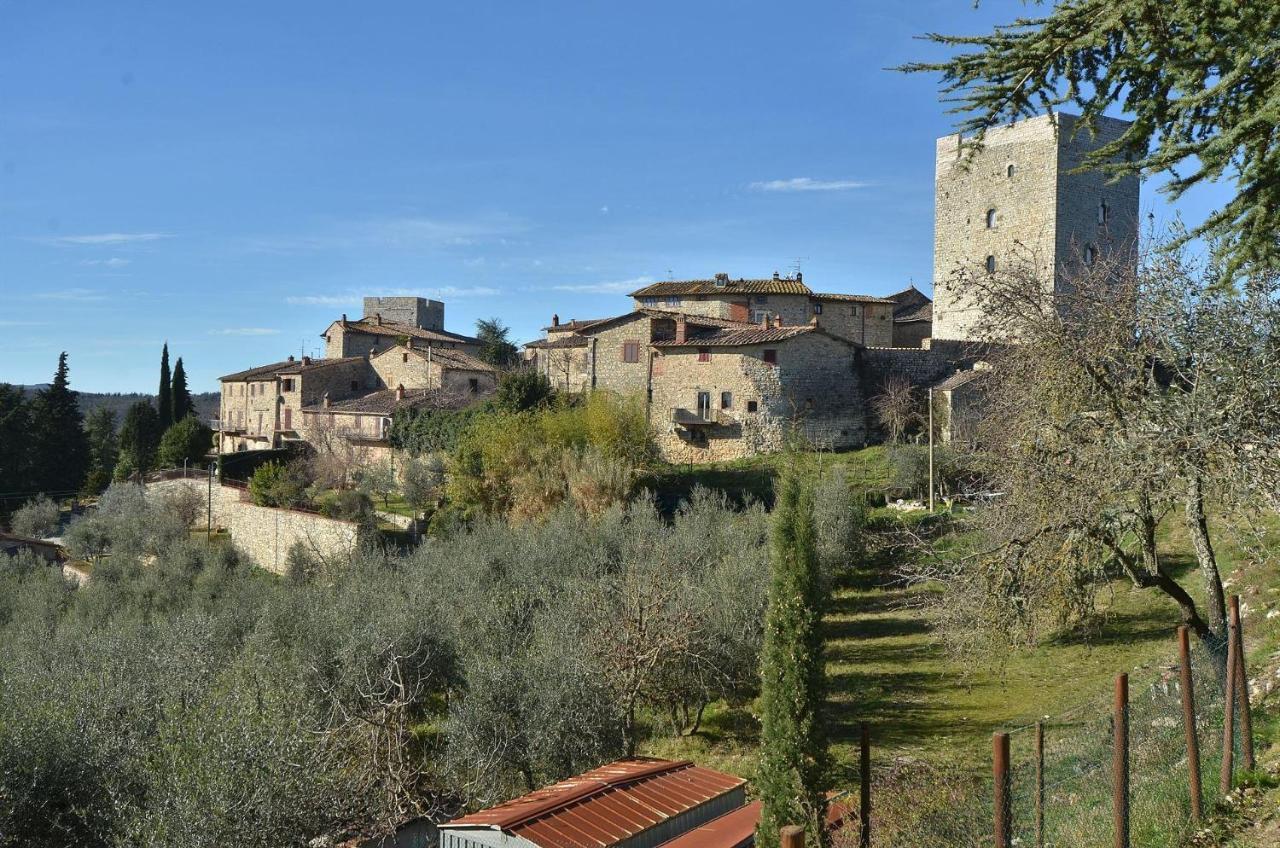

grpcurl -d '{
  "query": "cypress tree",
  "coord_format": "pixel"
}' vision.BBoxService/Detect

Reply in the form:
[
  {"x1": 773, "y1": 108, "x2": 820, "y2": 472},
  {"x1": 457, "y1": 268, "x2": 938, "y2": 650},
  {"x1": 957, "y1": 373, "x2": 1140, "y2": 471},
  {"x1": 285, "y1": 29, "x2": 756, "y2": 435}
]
[
  {"x1": 28, "y1": 353, "x2": 90, "y2": 495},
  {"x1": 171, "y1": 356, "x2": 194, "y2": 422},
  {"x1": 82, "y1": 407, "x2": 119, "y2": 494},
  {"x1": 116, "y1": 401, "x2": 161, "y2": 481},
  {"x1": 0, "y1": 384, "x2": 32, "y2": 496},
  {"x1": 157, "y1": 343, "x2": 172, "y2": 429},
  {"x1": 757, "y1": 463, "x2": 830, "y2": 848}
]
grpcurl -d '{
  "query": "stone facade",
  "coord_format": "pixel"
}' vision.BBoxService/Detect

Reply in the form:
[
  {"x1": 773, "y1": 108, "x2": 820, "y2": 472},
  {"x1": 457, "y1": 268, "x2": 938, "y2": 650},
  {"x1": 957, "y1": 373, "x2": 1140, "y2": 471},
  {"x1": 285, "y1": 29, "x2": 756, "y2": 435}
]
[
  {"x1": 812, "y1": 296, "x2": 895, "y2": 347},
  {"x1": 651, "y1": 330, "x2": 864, "y2": 463},
  {"x1": 932, "y1": 112, "x2": 1140, "y2": 342},
  {"x1": 363, "y1": 296, "x2": 444, "y2": 331}
]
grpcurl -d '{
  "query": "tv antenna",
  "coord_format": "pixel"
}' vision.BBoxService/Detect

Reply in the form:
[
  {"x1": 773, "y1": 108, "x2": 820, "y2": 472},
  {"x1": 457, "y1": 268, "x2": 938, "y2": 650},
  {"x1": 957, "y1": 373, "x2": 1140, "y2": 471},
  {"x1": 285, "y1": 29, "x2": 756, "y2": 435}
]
[
  {"x1": 791, "y1": 256, "x2": 809, "y2": 277},
  {"x1": 666, "y1": 268, "x2": 674, "y2": 281}
]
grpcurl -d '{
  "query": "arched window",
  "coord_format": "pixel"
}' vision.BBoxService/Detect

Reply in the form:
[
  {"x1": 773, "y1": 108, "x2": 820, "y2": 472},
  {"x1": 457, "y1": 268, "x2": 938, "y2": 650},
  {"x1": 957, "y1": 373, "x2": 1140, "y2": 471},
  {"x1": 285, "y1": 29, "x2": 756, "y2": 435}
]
[
  {"x1": 985, "y1": 208, "x2": 997, "y2": 229},
  {"x1": 1098, "y1": 201, "x2": 1109, "y2": 225},
  {"x1": 985, "y1": 255, "x2": 996, "y2": 274},
  {"x1": 1006, "y1": 163, "x2": 1015, "y2": 178},
  {"x1": 1084, "y1": 244, "x2": 1097, "y2": 266}
]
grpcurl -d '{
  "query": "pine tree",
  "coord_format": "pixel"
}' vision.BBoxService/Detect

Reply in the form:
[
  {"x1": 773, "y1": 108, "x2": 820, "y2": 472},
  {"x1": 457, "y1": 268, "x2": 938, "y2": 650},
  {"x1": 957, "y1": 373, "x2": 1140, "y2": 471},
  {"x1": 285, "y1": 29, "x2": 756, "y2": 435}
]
[
  {"x1": 171, "y1": 356, "x2": 194, "y2": 422},
  {"x1": 116, "y1": 401, "x2": 161, "y2": 481},
  {"x1": 0, "y1": 384, "x2": 32, "y2": 497},
  {"x1": 82, "y1": 407, "x2": 119, "y2": 494},
  {"x1": 157, "y1": 343, "x2": 172, "y2": 429},
  {"x1": 28, "y1": 353, "x2": 90, "y2": 495},
  {"x1": 757, "y1": 463, "x2": 830, "y2": 848},
  {"x1": 476, "y1": 318, "x2": 518, "y2": 368}
]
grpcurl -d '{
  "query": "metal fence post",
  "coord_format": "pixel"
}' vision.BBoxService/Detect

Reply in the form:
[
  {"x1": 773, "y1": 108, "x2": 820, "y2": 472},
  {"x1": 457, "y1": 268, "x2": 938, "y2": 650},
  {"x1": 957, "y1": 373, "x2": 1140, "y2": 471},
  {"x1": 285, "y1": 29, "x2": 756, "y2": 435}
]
[
  {"x1": 780, "y1": 824, "x2": 804, "y2": 848},
  {"x1": 1178, "y1": 626, "x2": 1203, "y2": 821},
  {"x1": 1221, "y1": 612, "x2": 1238, "y2": 796},
  {"x1": 1230, "y1": 595, "x2": 1255, "y2": 771},
  {"x1": 1035, "y1": 721, "x2": 1045, "y2": 848},
  {"x1": 1114, "y1": 673, "x2": 1129, "y2": 848},
  {"x1": 859, "y1": 722, "x2": 871, "y2": 848},
  {"x1": 994, "y1": 732, "x2": 1011, "y2": 848}
]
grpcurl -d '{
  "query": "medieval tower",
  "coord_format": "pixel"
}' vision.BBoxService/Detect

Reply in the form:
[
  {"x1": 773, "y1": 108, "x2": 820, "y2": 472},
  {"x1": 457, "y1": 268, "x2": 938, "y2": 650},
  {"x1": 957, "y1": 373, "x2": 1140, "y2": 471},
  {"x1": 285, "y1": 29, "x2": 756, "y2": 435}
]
[{"x1": 930, "y1": 112, "x2": 1140, "y2": 342}]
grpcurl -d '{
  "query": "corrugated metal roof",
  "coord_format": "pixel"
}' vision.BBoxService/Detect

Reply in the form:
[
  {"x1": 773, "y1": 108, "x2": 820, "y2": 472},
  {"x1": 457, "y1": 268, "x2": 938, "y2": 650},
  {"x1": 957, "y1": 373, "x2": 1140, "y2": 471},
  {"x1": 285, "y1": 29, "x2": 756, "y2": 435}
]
[
  {"x1": 443, "y1": 759, "x2": 745, "y2": 848},
  {"x1": 653, "y1": 802, "x2": 759, "y2": 848}
]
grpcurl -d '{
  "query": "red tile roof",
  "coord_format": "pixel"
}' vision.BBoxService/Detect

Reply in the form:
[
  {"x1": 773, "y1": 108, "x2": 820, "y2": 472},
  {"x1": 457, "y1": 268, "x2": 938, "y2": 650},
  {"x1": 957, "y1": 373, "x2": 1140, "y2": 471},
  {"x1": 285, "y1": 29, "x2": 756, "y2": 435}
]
[
  {"x1": 443, "y1": 759, "x2": 745, "y2": 848},
  {"x1": 653, "y1": 325, "x2": 818, "y2": 348},
  {"x1": 631, "y1": 278, "x2": 812, "y2": 297},
  {"x1": 333, "y1": 317, "x2": 482, "y2": 346}
]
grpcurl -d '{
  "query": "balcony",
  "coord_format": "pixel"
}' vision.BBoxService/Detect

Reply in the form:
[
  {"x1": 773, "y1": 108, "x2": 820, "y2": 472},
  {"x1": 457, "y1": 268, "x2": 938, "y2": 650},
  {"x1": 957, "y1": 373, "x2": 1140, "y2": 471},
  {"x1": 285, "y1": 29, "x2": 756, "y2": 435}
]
[{"x1": 672, "y1": 408, "x2": 733, "y2": 427}]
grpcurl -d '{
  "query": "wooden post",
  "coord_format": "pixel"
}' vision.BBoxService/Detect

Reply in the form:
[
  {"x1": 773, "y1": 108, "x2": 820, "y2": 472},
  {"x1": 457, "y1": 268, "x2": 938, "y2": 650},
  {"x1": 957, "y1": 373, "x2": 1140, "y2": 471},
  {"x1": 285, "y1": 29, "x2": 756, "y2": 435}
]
[
  {"x1": 1035, "y1": 721, "x2": 1045, "y2": 848},
  {"x1": 859, "y1": 722, "x2": 871, "y2": 848},
  {"x1": 994, "y1": 732, "x2": 1011, "y2": 848},
  {"x1": 1114, "y1": 673, "x2": 1130, "y2": 848},
  {"x1": 1230, "y1": 596, "x2": 1256, "y2": 771},
  {"x1": 1178, "y1": 626, "x2": 1203, "y2": 821},
  {"x1": 1221, "y1": 611, "x2": 1238, "y2": 797},
  {"x1": 780, "y1": 825, "x2": 805, "y2": 848}
]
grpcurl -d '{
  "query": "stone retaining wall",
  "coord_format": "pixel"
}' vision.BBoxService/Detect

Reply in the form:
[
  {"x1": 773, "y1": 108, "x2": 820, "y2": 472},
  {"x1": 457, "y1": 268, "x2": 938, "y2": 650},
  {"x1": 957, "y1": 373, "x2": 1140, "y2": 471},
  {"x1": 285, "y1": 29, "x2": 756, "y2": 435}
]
[{"x1": 148, "y1": 478, "x2": 359, "y2": 574}]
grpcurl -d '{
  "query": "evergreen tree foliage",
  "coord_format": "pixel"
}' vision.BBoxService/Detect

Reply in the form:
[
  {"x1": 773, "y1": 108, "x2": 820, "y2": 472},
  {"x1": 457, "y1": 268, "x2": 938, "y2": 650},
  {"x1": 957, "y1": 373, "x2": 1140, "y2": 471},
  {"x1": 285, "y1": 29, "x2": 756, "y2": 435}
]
[
  {"x1": 116, "y1": 401, "x2": 161, "y2": 481},
  {"x1": 28, "y1": 353, "x2": 89, "y2": 496},
  {"x1": 0, "y1": 384, "x2": 32, "y2": 498},
  {"x1": 476, "y1": 317, "x2": 519, "y2": 368},
  {"x1": 757, "y1": 463, "x2": 830, "y2": 848},
  {"x1": 171, "y1": 356, "x2": 194, "y2": 422},
  {"x1": 900, "y1": 3, "x2": 1280, "y2": 277},
  {"x1": 494, "y1": 369, "x2": 554, "y2": 412},
  {"x1": 157, "y1": 343, "x2": 172, "y2": 429},
  {"x1": 83, "y1": 408, "x2": 119, "y2": 495},
  {"x1": 156, "y1": 416, "x2": 213, "y2": 469}
]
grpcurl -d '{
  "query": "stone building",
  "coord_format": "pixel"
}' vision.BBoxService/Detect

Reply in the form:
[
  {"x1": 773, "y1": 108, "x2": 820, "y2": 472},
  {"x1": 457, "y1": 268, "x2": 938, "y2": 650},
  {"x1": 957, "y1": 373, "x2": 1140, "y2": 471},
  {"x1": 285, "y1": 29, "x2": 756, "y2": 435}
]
[
  {"x1": 931, "y1": 112, "x2": 1140, "y2": 342},
  {"x1": 886, "y1": 284, "x2": 934, "y2": 348},
  {"x1": 630, "y1": 274, "x2": 897, "y2": 346},
  {"x1": 218, "y1": 296, "x2": 495, "y2": 456},
  {"x1": 322, "y1": 296, "x2": 483, "y2": 359}
]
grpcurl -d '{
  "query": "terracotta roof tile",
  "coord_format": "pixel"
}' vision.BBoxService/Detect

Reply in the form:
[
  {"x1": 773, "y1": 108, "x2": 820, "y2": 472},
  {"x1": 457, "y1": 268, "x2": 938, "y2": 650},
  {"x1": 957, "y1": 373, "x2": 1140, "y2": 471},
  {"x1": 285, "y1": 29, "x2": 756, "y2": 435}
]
[
  {"x1": 812, "y1": 292, "x2": 897, "y2": 304},
  {"x1": 337, "y1": 318, "x2": 482, "y2": 346},
  {"x1": 301, "y1": 387, "x2": 472, "y2": 415},
  {"x1": 654, "y1": 325, "x2": 818, "y2": 348},
  {"x1": 631, "y1": 278, "x2": 812, "y2": 297}
]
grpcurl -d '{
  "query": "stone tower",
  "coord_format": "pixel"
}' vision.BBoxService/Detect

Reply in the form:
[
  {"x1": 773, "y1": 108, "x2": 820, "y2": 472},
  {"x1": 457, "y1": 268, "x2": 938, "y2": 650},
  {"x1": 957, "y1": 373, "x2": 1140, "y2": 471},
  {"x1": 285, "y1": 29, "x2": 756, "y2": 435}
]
[
  {"x1": 361, "y1": 296, "x2": 445, "y2": 331},
  {"x1": 930, "y1": 112, "x2": 1140, "y2": 342}
]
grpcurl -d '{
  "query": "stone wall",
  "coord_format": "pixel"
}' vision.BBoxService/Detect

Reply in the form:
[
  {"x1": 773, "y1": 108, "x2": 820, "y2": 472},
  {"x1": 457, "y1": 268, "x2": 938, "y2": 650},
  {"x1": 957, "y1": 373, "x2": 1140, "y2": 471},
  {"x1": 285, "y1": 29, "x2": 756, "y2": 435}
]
[
  {"x1": 932, "y1": 112, "x2": 1138, "y2": 342},
  {"x1": 651, "y1": 332, "x2": 864, "y2": 462},
  {"x1": 815, "y1": 300, "x2": 895, "y2": 346},
  {"x1": 148, "y1": 478, "x2": 359, "y2": 574},
  {"x1": 362, "y1": 296, "x2": 444, "y2": 331},
  {"x1": 859, "y1": 346, "x2": 961, "y2": 390},
  {"x1": 586, "y1": 316, "x2": 652, "y2": 396}
]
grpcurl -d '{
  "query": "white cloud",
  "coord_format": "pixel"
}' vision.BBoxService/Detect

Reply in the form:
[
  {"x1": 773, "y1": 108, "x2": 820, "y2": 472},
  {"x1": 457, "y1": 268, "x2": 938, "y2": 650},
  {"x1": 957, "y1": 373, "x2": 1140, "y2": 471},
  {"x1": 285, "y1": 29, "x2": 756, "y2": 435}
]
[
  {"x1": 209, "y1": 327, "x2": 282, "y2": 336},
  {"x1": 551, "y1": 276, "x2": 654, "y2": 294},
  {"x1": 285, "y1": 286, "x2": 501, "y2": 307},
  {"x1": 247, "y1": 215, "x2": 529, "y2": 254},
  {"x1": 39, "y1": 232, "x2": 171, "y2": 246},
  {"x1": 34, "y1": 287, "x2": 109, "y2": 301},
  {"x1": 600, "y1": 206, "x2": 610, "y2": 214},
  {"x1": 749, "y1": 177, "x2": 871, "y2": 192},
  {"x1": 79, "y1": 257, "x2": 132, "y2": 268}
]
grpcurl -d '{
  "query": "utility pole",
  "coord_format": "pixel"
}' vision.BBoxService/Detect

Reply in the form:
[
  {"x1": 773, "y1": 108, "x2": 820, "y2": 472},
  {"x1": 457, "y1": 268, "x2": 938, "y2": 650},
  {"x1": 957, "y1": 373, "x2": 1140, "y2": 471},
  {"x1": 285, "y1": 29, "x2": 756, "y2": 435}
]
[
  {"x1": 207, "y1": 460, "x2": 215, "y2": 540},
  {"x1": 928, "y1": 386, "x2": 935, "y2": 511}
]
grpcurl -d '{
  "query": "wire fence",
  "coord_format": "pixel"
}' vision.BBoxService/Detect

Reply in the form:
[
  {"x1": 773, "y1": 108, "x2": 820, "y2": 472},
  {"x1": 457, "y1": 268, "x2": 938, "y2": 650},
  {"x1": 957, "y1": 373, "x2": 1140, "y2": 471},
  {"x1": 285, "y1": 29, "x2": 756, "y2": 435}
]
[{"x1": 838, "y1": 617, "x2": 1255, "y2": 848}]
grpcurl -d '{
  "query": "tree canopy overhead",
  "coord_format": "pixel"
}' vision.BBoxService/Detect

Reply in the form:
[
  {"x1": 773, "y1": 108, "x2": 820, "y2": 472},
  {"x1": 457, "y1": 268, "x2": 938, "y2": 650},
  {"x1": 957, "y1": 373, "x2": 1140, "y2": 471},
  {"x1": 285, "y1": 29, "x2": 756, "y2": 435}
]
[{"x1": 902, "y1": 3, "x2": 1280, "y2": 276}]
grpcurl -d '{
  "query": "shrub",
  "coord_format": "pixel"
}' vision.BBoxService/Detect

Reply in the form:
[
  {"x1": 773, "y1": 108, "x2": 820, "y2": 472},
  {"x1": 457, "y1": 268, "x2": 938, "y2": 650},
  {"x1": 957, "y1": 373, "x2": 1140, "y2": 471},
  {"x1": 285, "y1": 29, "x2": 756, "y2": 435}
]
[
  {"x1": 494, "y1": 369, "x2": 554, "y2": 412},
  {"x1": 156, "y1": 417, "x2": 213, "y2": 469},
  {"x1": 317, "y1": 489, "x2": 374, "y2": 523},
  {"x1": 247, "y1": 460, "x2": 309, "y2": 508},
  {"x1": 10, "y1": 495, "x2": 60, "y2": 538}
]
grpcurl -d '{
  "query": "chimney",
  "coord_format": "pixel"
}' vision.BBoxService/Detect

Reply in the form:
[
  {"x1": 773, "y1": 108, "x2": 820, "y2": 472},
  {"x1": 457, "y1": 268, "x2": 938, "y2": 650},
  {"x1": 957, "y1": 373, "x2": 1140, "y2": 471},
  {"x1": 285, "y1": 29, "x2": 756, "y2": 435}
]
[
  {"x1": 340, "y1": 313, "x2": 347, "y2": 324},
  {"x1": 301, "y1": 355, "x2": 311, "y2": 366},
  {"x1": 772, "y1": 271, "x2": 780, "y2": 280},
  {"x1": 809, "y1": 314, "x2": 819, "y2": 326},
  {"x1": 795, "y1": 271, "x2": 803, "y2": 283},
  {"x1": 760, "y1": 314, "x2": 770, "y2": 329},
  {"x1": 772, "y1": 315, "x2": 783, "y2": 329},
  {"x1": 675, "y1": 314, "x2": 687, "y2": 344},
  {"x1": 395, "y1": 384, "x2": 405, "y2": 401},
  {"x1": 406, "y1": 338, "x2": 414, "y2": 351},
  {"x1": 375, "y1": 313, "x2": 383, "y2": 326},
  {"x1": 287, "y1": 355, "x2": 295, "y2": 362},
  {"x1": 322, "y1": 391, "x2": 331, "y2": 409},
  {"x1": 714, "y1": 273, "x2": 729, "y2": 287},
  {"x1": 552, "y1": 313, "x2": 560, "y2": 327}
]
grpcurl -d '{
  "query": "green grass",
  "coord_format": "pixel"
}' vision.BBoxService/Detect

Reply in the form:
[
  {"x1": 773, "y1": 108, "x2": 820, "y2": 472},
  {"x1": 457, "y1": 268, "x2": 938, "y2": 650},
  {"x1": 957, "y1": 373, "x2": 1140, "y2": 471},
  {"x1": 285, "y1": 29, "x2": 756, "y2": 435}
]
[{"x1": 641, "y1": 506, "x2": 1280, "y2": 791}]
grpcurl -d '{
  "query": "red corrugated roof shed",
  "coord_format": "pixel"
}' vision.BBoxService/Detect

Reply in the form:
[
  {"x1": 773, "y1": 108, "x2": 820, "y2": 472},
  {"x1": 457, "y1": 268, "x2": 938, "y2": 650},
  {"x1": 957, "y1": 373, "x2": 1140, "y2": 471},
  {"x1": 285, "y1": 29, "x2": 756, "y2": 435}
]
[
  {"x1": 654, "y1": 801, "x2": 760, "y2": 848},
  {"x1": 443, "y1": 758, "x2": 745, "y2": 848}
]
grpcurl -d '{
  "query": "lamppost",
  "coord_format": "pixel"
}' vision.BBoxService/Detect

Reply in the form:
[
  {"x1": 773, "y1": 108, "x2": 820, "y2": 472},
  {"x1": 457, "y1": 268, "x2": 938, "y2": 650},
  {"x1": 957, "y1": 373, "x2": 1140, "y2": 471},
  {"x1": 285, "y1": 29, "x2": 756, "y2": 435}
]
[
  {"x1": 207, "y1": 460, "x2": 216, "y2": 540},
  {"x1": 928, "y1": 387, "x2": 935, "y2": 512}
]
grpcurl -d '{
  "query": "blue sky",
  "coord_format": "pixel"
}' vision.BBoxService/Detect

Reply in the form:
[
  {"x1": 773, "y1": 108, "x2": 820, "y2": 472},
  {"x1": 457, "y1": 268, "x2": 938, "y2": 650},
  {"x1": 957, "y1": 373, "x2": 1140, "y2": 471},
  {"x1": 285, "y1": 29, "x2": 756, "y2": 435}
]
[{"x1": 1, "y1": 1, "x2": 1232, "y2": 392}]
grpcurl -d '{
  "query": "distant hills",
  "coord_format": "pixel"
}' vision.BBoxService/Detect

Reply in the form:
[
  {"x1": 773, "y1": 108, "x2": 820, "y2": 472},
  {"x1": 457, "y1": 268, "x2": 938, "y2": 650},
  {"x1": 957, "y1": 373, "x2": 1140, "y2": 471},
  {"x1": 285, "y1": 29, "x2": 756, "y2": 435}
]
[{"x1": 14, "y1": 386, "x2": 219, "y2": 423}]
